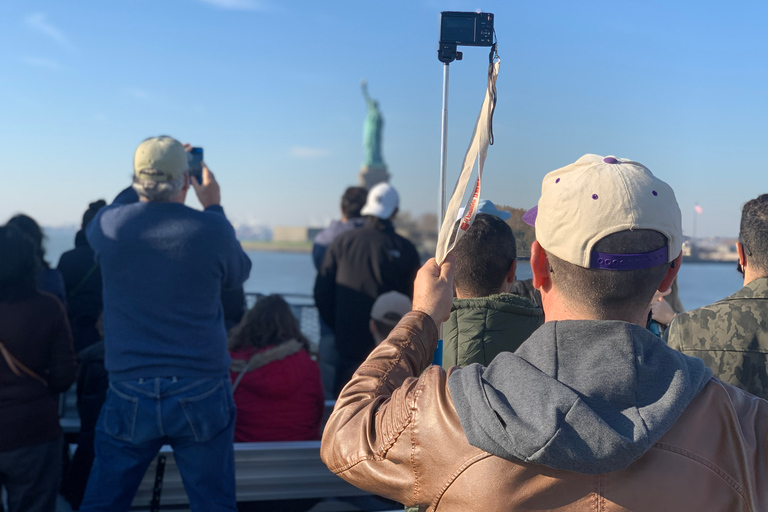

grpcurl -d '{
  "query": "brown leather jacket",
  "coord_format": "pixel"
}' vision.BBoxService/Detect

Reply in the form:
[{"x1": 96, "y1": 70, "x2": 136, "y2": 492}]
[{"x1": 321, "y1": 312, "x2": 768, "y2": 511}]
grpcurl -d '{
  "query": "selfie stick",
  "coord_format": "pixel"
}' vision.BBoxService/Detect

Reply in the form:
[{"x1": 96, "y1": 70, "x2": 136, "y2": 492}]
[{"x1": 437, "y1": 44, "x2": 462, "y2": 232}]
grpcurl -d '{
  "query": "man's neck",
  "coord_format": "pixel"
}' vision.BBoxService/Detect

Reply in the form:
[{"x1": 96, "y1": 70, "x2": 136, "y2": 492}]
[
  {"x1": 542, "y1": 291, "x2": 648, "y2": 326},
  {"x1": 744, "y1": 269, "x2": 768, "y2": 286}
]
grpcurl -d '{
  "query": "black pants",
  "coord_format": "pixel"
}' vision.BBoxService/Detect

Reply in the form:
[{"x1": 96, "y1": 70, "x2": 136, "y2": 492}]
[{"x1": 0, "y1": 437, "x2": 62, "y2": 512}]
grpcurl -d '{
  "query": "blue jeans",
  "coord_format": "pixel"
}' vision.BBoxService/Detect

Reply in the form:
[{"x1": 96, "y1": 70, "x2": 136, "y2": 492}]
[{"x1": 79, "y1": 376, "x2": 237, "y2": 512}]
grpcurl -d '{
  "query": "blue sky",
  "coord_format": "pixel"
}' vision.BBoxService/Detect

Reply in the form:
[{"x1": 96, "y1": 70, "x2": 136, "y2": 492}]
[{"x1": 1, "y1": 0, "x2": 766, "y2": 237}]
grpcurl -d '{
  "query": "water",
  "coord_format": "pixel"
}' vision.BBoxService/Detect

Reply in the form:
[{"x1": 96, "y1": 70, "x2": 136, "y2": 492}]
[{"x1": 43, "y1": 230, "x2": 743, "y2": 312}]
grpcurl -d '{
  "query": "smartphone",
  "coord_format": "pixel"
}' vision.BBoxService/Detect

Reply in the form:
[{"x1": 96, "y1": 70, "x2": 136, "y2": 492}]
[{"x1": 188, "y1": 147, "x2": 204, "y2": 184}]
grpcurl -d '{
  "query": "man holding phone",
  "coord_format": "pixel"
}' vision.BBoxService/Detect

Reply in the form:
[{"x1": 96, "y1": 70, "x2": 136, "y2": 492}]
[{"x1": 80, "y1": 136, "x2": 251, "y2": 512}]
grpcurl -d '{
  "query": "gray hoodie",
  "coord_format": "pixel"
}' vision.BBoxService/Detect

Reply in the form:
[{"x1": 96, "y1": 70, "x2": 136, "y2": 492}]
[{"x1": 448, "y1": 320, "x2": 712, "y2": 474}]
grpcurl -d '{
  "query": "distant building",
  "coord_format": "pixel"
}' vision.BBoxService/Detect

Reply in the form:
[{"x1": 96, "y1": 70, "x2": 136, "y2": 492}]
[{"x1": 272, "y1": 226, "x2": 323, "y2": 243}]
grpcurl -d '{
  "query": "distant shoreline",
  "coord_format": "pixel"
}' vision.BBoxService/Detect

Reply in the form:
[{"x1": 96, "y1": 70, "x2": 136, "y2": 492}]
[{"x1": 240, "y1": 240, "x2": 312, "y2": 253}]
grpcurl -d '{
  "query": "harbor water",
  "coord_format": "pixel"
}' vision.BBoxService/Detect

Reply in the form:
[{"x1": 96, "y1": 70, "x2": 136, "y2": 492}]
[{"x1": 44, "y1": 230, "x2": 743, "y2": 312}]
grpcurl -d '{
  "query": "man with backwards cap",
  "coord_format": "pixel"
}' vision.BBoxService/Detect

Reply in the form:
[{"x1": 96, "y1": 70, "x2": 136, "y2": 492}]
[
  {"x1": 314, "y1": 182, "x2": 420, "y2": 397},
  {"x1": 321, "y1": 155, "x2": 768, "y2": 511},
  {"x1": 80, "y1": 136, "x2": 251, "y2": 512}
]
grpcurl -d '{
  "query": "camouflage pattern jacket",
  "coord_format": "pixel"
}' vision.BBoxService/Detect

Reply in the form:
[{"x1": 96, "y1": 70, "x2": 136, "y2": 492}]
[{"x1": 664, "y1": 277, "x2": 768, "y2": 399}]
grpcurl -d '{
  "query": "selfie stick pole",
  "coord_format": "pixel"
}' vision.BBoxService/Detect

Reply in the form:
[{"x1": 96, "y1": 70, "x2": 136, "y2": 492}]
[
  {"x1": 438, "y1": 62, "x2": 449, "y2": 232},
  {"x1": 437, "y1": 45, "x2": 461, "y2": 232}
]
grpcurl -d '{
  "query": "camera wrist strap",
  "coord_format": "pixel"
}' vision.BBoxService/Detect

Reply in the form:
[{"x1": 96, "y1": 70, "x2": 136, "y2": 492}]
[{"x1": 436, "y1": 58, "x2": 500, "y2": 265}]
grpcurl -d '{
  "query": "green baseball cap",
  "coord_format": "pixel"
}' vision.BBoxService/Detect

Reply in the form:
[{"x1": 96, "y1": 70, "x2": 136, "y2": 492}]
[{"x1": 133, "y1": 136, "x2": 188, "y2": 182}]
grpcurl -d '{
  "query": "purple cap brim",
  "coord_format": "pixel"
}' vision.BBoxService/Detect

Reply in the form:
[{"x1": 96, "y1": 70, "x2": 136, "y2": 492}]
[
  {"x1": 522, "y1": 205, "x2": 538, "y2": 227},
  {"x1": 589, "y1": 247, "x2": 668, "y2": 270}
]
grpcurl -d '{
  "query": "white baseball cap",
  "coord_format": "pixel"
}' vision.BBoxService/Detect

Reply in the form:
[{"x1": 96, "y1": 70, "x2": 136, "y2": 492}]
[
  {"x1": 523, "y1": 154, "x2": 682, "y2": 270},
  {"x1": 361, "y1": 182, "x2": 399, "y2": 219}
]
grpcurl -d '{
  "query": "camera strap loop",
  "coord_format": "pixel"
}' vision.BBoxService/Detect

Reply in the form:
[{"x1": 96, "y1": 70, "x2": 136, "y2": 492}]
[{"x1": 436, "y1": 59, "x2": 500, "y2": 265}]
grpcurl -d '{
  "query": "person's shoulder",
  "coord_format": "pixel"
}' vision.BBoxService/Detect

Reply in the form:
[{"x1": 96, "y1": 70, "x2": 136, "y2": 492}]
[
  {"x1": 673, "y1": 288, "x2": 768, "y2": 337},
  {"x1": 34, "y1": 290, "x2": 67, "y2": 316},
  {"x1": 663, "y1": 378, "x2": 768, "y2": 459}
]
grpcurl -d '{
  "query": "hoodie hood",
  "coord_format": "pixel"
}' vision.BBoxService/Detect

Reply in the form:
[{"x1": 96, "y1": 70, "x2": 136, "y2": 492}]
[{"x1": 448, "y1": 320, "x2": 712, "y2": 474}]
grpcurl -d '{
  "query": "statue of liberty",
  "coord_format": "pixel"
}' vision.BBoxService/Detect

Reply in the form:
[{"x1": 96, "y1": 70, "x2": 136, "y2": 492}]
[{"x1": 361, "y1": 80, "x2": 386, "y2": 168}]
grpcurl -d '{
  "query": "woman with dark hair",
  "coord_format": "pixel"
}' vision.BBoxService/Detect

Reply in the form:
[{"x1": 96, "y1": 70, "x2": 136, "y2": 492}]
[
  {"x1": 0, "y1": 224, "x2": 77, "y2": 512},
  {"x1": 229, "y1": 295, "x2": 324, "y2": 442},
  {"x1": 7, "y1": 214, "x2": 67, "y2": 304}
]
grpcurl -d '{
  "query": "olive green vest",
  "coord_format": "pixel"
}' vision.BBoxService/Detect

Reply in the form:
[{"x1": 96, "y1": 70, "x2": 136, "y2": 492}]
[{"x1": 442, "y1": 293, "x2": 544, "y2": 369}]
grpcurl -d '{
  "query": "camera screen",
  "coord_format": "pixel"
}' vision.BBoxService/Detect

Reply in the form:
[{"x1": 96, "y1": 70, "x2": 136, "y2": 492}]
[{"x1": 441, "y1": 17, "x2": 475, "y2": 43}]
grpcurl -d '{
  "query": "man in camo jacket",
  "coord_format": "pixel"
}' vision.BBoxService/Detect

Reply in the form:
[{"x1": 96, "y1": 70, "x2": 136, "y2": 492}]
[{"x1": 665, "y1": 194, "x2": 768, "y2": 399}]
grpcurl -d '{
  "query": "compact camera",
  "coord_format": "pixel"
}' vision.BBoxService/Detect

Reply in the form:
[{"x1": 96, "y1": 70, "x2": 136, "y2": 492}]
[
  {"x1": 438, "y1": 12, "x2": 494, "y2": 63},
  {"x1": 440, "y1": 12, "x2": 494, "y2": 46}
]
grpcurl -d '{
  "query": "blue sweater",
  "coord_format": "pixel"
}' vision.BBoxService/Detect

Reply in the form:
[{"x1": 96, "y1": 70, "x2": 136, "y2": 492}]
[{"x1": 87, "y1": 197, "x2": 252, "y2": 380}]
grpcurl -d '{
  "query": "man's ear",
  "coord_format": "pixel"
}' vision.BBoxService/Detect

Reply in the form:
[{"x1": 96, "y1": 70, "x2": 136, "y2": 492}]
[
  {"x1": 505, "y1": 259, "x2": 518, "y2": 284},
  {"x1": 737, "y1": 242, "x2": 747, "y2": 267},
  {"x1": 531, "y1": 241, "x2": 550, "y2": 290},
  {"x1": 658, "y1": 252, "x2": 683, "y2": 293}
]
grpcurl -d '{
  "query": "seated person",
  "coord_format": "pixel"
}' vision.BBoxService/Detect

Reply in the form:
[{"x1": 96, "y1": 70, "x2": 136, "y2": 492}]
[
  {"x1": 229, "y1": 295, "x2": 324, "y2": 442},
  {"x1": 443, "y1": 213, "x2": 544, "y2": 369},
  {"x1": 369, "y1": 291, "x2": 412, "y2": 345}
]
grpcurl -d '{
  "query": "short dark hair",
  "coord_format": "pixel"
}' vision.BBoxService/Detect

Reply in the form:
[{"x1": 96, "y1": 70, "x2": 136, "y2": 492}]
[
  {"x1": 453, "y1": 214, "x2": 517, "y2": 297},
  {"x1": 341, "y1": 187, "x2": 368, "y2": 219},
  {"x1": 0, "y1": 224, "x2": 40, "y2": 302},
  {"x1": 547, "y1": 230, "x2": 671, "y2": 318},
  {"x1": 740, "y1": 194, "x2": 768, "y2": 274},
  {"x1": 228, "y1": 294, "x2": 310, "y2": 353}
]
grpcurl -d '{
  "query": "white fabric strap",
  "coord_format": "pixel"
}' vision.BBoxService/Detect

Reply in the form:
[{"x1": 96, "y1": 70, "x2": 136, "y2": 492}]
[{"x1": 436, "y1": 60, "x2": 500, "y2": 265}]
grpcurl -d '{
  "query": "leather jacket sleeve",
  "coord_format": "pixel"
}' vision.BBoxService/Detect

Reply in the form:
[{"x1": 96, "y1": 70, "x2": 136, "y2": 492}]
[{"x1": 320, "y1": 311, "x2": 458, "y2": 506}]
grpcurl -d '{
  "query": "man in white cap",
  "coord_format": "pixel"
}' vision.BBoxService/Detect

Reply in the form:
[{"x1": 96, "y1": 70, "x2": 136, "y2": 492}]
[
  {"x1": 80, "y1": 136, "x2": 251, "y2": 512},
  {"x1": 320, "y1": 155, "x2": 768, "y2": 510},
  {"x1": 314, "y1": 182, "x2": 420, "y2": 396}
]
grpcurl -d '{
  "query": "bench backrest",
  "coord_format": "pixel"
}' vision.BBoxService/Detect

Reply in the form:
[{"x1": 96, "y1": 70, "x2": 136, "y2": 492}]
[{"x1": 130, "y1": 441, "x2": 367, "y2": 509}]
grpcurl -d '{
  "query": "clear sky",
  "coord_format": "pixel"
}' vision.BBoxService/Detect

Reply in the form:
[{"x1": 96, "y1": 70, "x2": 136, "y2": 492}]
[{"x1": 2, "y1": 0, "x2": 766, "y2": 237}]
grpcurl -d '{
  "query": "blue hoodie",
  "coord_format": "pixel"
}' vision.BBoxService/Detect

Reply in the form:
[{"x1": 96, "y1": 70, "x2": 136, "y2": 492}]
[{"x1": 87, "y1": 192, "x2": 251, "y2": 380}]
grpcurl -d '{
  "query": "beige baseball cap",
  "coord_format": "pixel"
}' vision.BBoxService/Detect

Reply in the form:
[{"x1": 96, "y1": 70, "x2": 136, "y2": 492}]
[
  {"x1": 133, "y1": 136, "x2": 188, "y2": 182},
  {"x1": 370, "y1": 291, "x2": 412, "y2": 325},
  {"x1": 523, "y1": 154, "x2": 682, "y2": 270}
]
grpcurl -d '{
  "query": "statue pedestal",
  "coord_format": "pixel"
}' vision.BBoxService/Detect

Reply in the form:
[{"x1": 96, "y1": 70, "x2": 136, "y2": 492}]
[{"x1": 358, "y1": 165, "x2": 390, "y2": 190}]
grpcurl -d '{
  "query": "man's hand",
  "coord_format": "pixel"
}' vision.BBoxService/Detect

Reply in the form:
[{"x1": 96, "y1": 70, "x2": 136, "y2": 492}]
[
  {"x1": 190, "y1": 163, "x2": 221, "y2": 208},
  {"x1": 650, "y1": 288, "x2": 676, "y2": 325},
  {"x1": 412, "y1": 255, "x2": 455, "y2": 326}
]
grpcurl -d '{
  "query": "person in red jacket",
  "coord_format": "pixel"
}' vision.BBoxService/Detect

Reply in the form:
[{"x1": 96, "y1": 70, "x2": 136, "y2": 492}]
[{"x1": 229, "y1": 295, "x2": 324, "y2": 442}]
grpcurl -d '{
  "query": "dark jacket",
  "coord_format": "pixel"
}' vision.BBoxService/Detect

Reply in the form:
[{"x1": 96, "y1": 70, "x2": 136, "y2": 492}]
[
  {"x1": 321, "y1": 312, "x2": 768, "y2": 511},
  {"x1": 314, "y1": 216, "x2": 420, "y2": 362},
  {"x1": 76, "y1": 341, "x2": 108, "y2": 434},
  {"x1": 0, "y1": 292, "x2": 77, "y2": 451},
  {"x1": 57, "y1": 230, "x2": 103, "y2": 352},
  {"x1": 312, "y1": 218, "x2": 366, "y2": 271},
  {"x1": 665, "y1": 277, "x2": 768, "y2": 399},
  {"x1": 442, "y1": 293, "x2": 544, "y2": 369}
]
